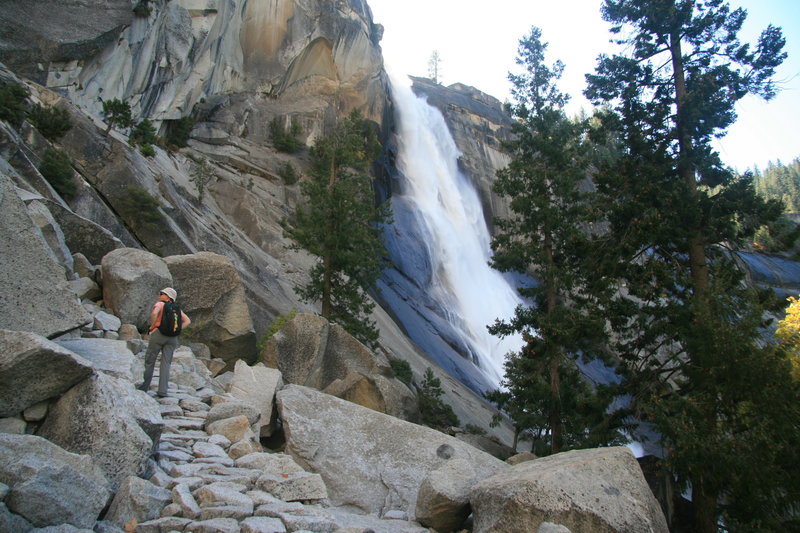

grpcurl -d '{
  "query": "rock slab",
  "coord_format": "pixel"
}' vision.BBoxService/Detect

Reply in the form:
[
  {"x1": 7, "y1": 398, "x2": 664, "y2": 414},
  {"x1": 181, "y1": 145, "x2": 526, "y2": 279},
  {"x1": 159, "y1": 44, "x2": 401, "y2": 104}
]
[
  {"x1": 0, "y1": 176, "x2": 92, "y2": 337},
  {"x1": 38, "y1": 373, "x2": 156, "y2": 491},
  {"x1": 100, "y1": 248, "x2": 172, "y2": 330},
  {"x1": 0, "y1": 434, "x2": 111, "y2": 529},
  {"x1": 0, "y1": 329, "x2": 94, "y2": 417},
  {"x1": 469, "y1": 446, "x2": 669, "y2": 533},
  {"x1": 227, "y1": 360, "x2": 284, "y2": 437},
  {"x1": 277, "y1": 384, "x2": 507, "y2": 519},
  {"x1": 263, "y1": 314, "x2": 416, "y2": 419},
  {"x1": 165, "y1": 252, "x2": 257, "y2": 364}
]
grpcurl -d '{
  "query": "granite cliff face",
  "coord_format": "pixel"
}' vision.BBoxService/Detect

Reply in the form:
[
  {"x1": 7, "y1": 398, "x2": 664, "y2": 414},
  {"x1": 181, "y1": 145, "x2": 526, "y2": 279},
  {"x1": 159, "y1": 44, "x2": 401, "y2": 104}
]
[
  {"x1": 0, "y1": 0, "x2": 388, "y2": 129},
  {"x1": 0, "y1": 0, "x2": 390, "y2": 323}
]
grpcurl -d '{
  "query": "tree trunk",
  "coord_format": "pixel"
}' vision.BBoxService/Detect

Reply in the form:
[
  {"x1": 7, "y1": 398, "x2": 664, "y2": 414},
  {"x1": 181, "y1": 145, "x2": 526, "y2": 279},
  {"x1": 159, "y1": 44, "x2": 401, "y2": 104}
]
[
  {"x1": 670, "y1": 25, "x2": 709, "y2": 302},
  {"x1": 321, "y1": 253, "x2": 332, "y2": 318},
  {"x1": 544, "y1": 229, "x2": 562, "y2": 454},
  {"x1": 670, "y1": 19, "x2": 716, "y2": 532},
  {"x1": 549, "y1": 354, "x2": 561, "y2": 454},
  {"x1": 693, "y1": 478, "x2": 719, "y2": 533},
  {"x1": 321, "y1": 156, "x2": 337, "y2": 318}
]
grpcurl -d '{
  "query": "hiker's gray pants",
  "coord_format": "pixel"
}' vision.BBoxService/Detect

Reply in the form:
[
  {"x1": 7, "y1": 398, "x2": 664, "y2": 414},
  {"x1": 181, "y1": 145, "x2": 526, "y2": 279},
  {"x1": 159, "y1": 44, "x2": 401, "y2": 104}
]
[{"x1": 141, "y1": 330, "x2": 179, "y2": 396}]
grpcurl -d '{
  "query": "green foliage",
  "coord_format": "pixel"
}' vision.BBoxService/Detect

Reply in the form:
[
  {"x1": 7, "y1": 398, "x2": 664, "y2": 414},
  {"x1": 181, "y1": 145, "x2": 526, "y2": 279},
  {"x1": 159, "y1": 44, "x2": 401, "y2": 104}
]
[
  {"x1": 102, "y1": 98, "x2": 132, "y2": 134},
  {"x1": 753, "y1": 158, "x2": 800, "y2": 213},
  {"x1": 27, "y1": 104, "x2": 72, "y2": 141},
  {"x1": 489, "y1": 27, "x2": 616, "y2": 455},
  {"x1": 278, "y1": 161, "x2": 299, "y2": 185},
  {"x1": 464, "y1": 424, "x2": 486, "y2": 436},
  {"x1": 129, "y1": 119, "x2": 157, "y2": 147},
  {"x1": 0, "y1": 81, "x2": 29, "y2": 126},
  {"x1": 585, "y1": 1, "x2": 796, "y2": 530},
  {"x1": 389, "y1": 358, "x2": 412, "y2": 385},
  {"x1": 190, "y1": 156, "x2": 215, "y2": 204},
  {"x1": 38, "y1": 148, "x2": 76, "y2": 197},
  {"x1": 488, "y1": 341, "x2": 623, "y2": 455},
  {"x1": 257, "y1": 310, "x2": 297, "y2": 354},
  {"x1": 428, "y1": 50, "x2": 443, "y2": 84},
  {"x1": 284, "y1": 109, "x2": 390, "y2": 349},
  {"x1": 270, "y1": 117, "x2": 304, "y2": 153},
  {"x1": 417, "y1": 368, "x2": 460, "y2": 431},
  {"x1": 133, "y1": 0, "x2": 152, "y2": 17},
  {"x1": 139, "y1": 144, "x2": 155, "y2": 157},
  {"x1": 752, "y1": 216, "x2": 800, "y2": 256},
  {"x1": 117, "y1": 186, "x2": 164, "y2": 234},
  {"x1": 164, "y1": 116, "x2": 194, "y2": 148},
  {"x1": 751, "y1": 159, "x2": 800, "y2": 255}
]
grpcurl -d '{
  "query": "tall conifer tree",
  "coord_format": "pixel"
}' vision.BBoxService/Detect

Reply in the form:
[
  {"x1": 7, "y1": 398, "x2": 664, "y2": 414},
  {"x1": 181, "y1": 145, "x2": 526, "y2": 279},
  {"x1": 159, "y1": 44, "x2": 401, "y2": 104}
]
[
  {"x1": 285, "y1": 110, "x2": 390, "y2": 348},
  {"x1": 585, "y1": 1, "x2": 799, "y2": 530},
  {"x1": 488, "y1": 27, "x2": 619, "y2": 455}
]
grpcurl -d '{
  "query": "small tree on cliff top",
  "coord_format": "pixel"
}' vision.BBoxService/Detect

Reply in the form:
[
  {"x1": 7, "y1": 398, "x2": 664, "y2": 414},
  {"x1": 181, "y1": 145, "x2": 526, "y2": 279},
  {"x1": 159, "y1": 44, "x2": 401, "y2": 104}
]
[{"x1": 428, "y1": 50, "x2": 443, "y2": 84}]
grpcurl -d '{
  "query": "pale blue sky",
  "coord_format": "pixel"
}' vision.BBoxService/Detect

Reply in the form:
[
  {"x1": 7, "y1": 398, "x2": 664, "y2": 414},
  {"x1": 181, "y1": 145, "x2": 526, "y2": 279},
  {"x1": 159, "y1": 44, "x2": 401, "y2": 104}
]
[{"x1": 368, "y1": 0, "x2": 799, "y2": 172}]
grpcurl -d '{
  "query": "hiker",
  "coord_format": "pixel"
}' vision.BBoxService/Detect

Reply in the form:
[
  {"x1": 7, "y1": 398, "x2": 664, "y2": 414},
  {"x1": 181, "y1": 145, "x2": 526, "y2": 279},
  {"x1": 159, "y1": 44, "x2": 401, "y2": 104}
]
[{"x1": 138, "y1": 287, "x2": 191, "y2": 397}]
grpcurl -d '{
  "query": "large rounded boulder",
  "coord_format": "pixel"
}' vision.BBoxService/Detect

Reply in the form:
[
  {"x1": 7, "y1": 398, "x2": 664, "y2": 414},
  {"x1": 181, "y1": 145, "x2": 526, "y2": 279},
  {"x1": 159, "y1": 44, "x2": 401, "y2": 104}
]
[
  {"x1": 469, "y1": 447, "x2": 669, "y2": 533},
  {"x1": 100, "y1": 248, "x2": 172, "y2": 330},
  {"x1": 164, "y1": 252, "x2": 257, "y2": 365}
]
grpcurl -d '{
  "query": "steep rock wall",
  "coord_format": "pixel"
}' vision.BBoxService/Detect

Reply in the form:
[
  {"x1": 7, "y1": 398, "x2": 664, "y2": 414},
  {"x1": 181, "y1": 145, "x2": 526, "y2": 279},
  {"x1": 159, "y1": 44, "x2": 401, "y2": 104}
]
[{"x1": 0, "y1": 0, "x2": 388, "y2": 128}]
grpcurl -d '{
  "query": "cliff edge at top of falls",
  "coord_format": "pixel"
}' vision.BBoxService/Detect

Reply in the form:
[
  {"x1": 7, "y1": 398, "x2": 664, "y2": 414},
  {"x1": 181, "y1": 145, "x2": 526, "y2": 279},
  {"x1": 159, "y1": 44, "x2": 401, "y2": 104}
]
[{"x1": 409, "y1": 76, "x2": 515, "y2": 233}]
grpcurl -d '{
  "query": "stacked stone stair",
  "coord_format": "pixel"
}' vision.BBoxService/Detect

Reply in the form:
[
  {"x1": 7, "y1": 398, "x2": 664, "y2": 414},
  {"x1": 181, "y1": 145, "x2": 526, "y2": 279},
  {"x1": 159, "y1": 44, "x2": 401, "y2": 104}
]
[{"x1": 128, "y1": 376, "x2": 426, "y2": 533}]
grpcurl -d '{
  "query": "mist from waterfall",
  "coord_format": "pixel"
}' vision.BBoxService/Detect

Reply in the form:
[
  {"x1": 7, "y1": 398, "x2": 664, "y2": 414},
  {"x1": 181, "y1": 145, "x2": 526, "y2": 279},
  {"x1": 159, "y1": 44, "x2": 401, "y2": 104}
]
[{"x1": 387, "y1": 73, "x2": 524, "y2": 385}]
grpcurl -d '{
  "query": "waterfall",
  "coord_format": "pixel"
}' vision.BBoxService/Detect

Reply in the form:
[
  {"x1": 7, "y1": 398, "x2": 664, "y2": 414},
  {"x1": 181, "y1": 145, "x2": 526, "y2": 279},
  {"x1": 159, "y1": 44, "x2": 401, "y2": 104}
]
[{"x1": 382, "y1": 73, "x2": 524, "y2": 389}]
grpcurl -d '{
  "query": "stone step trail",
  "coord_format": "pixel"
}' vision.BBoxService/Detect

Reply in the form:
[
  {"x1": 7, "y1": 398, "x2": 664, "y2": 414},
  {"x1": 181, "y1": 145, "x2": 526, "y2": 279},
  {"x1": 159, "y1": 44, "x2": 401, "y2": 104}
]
[{"x1": 132, "y1": 369, "x2": 428, "y2": 533}]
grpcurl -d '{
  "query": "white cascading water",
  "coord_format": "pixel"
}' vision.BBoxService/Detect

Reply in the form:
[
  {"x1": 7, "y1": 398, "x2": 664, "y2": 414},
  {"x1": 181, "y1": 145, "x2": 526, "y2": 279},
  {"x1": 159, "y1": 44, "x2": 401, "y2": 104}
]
[{"x1": 389, "y1": 72, "x2": 524, "y2": 385}]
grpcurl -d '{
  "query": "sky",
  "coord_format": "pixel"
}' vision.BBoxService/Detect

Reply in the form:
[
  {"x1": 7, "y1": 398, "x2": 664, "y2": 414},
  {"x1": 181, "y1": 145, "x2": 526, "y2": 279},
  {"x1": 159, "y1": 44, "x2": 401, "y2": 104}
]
[{"x1": 367, "y1": 0, "x2": 800, "y2": 172}]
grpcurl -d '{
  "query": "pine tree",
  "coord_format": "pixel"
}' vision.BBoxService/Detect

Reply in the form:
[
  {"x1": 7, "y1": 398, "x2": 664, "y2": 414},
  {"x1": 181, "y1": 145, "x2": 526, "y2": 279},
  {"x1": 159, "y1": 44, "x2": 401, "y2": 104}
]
[
  {"x1": 427, "y1": 50, "x2": 443, "y2": 84},
  {"x1": 585, "y1": 1, "x2": 798, "y2": 530},
  {"x1": 190, "y1": 156, "x2": 215, "y2": 204},
  {"x1": 129, "y1": 119, "x2": 157, "y2": 147},
  {"x1": 27, "y1": 104, "x2": 72, "y2": 141},
  {"x1": 285, "y1": 109, "x2": 390, "y2": 348},
  {"x1": 753, "y1": 158, "x2": 800, "y2": 213},
  {"x1": 488, "y1": 27, "x2": 618, "y2": 455},
  {"x1": 102, "y1": 98, "x2": 132, "y2": 135}
]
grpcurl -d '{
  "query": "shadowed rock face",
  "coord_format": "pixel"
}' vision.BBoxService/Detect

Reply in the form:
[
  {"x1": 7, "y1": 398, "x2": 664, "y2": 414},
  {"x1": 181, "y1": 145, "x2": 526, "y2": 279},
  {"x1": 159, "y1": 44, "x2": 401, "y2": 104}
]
[
  {"x1": 262, "y1": 313, "x2": 417, "y2": 420},
  {"x1": 0, "y1": 0, "x2": 133, "y2": 82},
  {"x1": 0, "y1": 330, "x2": 94, "y2": 418},
  {"x1": 0, "y1": 434, "x2": 111, "y2": 529},
  {"x1": 38, "y1": 373, "x2": 158, "y2": 492}
]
